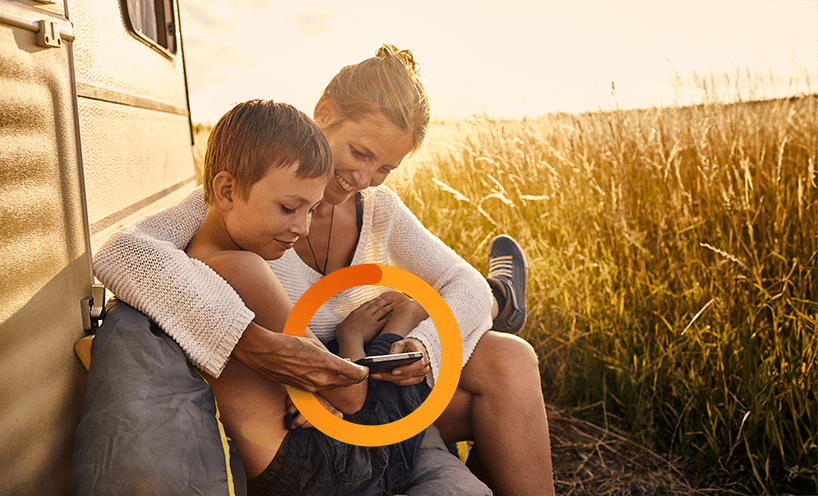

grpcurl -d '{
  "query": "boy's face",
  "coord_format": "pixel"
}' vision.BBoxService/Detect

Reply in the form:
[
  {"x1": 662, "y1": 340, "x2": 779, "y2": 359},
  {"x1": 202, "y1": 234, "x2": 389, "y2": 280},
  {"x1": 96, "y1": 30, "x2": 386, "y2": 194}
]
[{"x1": 225, "y1": 162, "x2": 327, "y2": 260}]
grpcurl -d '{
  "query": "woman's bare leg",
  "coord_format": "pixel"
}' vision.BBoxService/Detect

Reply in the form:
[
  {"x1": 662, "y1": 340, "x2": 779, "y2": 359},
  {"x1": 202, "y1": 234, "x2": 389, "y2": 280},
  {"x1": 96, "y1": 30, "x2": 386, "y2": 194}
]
[{"x1": 434, "y1": 331, "x2": 555, "y2": 496}]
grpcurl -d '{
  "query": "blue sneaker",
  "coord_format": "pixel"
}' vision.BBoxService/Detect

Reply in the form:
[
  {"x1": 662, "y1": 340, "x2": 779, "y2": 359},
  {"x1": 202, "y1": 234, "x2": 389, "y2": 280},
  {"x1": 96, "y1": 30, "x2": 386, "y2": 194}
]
[{"x1": 486, "y1": 235, "x2": 528, "y2": 333}]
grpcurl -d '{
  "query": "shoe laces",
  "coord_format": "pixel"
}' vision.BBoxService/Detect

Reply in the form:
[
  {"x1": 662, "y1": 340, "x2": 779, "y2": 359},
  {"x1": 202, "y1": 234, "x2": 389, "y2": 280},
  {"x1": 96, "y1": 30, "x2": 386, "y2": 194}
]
[{"x1": 487, "y1": 255, "x2": 514, "y2": 279}]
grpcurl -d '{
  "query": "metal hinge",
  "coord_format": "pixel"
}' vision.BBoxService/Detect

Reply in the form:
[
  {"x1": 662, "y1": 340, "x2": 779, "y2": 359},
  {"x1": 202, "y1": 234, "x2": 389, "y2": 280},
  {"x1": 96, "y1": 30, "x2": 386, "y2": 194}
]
[
  {"x1": 81, "y1": 284, "x2": 106, "y2": 331},
  {"x1": 0, "y1": 2, "x2": 75, "y2": 47},
  {"x1": 36, "y1": 19, "x2": 61, "y2": 48}
]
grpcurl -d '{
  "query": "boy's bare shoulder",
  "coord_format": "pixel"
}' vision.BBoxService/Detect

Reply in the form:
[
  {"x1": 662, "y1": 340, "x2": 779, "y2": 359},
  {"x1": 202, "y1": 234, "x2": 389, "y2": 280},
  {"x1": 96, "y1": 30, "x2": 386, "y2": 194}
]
[
  {"x1": 198, "y1": 250, "x2": 273, "y2": 287},
  {"x1": 199, "y1": 250, "x2": 289, "y2": 318}
]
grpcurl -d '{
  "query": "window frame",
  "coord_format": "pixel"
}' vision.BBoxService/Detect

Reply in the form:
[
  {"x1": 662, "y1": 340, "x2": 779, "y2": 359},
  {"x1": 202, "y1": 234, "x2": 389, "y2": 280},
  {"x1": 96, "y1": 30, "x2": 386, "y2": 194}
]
[{"x1": 121, "y1": 0, "x2": 178, "y2": 58}]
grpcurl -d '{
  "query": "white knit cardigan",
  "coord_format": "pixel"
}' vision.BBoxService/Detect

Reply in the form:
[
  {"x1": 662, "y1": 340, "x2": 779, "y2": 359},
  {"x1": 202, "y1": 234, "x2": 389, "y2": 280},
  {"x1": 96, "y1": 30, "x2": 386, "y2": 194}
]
[{"x1": 93, "y1": 185, "x2": 493, "y2": 384}]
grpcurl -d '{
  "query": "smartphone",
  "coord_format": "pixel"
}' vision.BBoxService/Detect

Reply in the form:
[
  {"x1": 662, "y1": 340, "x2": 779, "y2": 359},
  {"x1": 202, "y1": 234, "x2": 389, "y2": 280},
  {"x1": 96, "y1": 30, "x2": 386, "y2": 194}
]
[{"x1": 355, "y1": 352, "x2": 424, "y2": 374}]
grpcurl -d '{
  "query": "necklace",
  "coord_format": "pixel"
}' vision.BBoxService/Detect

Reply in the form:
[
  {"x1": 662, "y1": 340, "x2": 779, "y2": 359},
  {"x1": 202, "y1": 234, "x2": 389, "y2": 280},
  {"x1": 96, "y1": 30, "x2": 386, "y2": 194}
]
[{"x1": 305, "y1": 205, "x2": 334, "y2": 275}]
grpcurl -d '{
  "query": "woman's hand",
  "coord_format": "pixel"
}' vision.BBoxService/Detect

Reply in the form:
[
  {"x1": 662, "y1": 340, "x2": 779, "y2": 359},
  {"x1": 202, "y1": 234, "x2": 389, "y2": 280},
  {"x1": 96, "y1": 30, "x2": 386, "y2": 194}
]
[
  {"x1": 371, "y1": 337, "x2": 430, "y2": 386},
  {"x1": 286, "y1": 392, "x2": 344, "y2": 429},
  {"x1": 232, "y1": 323, "x2": 369, "y2": 392}
]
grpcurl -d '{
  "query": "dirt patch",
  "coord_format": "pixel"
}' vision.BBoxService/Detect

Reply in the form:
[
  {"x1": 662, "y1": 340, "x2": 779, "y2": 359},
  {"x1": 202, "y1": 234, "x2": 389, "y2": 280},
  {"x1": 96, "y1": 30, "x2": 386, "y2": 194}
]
[{"x1": 547, "y1": 406, "x2": 703, "y2": 496}]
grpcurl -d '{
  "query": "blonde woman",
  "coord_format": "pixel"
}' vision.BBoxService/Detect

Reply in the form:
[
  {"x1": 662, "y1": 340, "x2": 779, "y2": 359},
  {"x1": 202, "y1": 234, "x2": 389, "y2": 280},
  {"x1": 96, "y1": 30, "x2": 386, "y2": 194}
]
[{"x1": 95, "y1": 45, "x2": 554, "y2": 496}]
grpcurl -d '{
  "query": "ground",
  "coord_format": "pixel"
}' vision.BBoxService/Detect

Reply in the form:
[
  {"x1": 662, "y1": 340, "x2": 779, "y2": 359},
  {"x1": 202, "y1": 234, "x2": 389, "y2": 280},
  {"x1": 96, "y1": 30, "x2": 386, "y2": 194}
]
[{"x1": 546, "y1": 405, "x2": 698, "y2": 496}]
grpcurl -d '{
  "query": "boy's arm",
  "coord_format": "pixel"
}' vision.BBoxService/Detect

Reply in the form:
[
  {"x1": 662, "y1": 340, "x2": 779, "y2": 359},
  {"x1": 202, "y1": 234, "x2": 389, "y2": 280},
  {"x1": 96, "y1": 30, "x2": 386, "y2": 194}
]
[
  {"x1": 334, "y1": 294, "x2": 431, "y2": 385},
  {"x1": 368, "y1": 299, "x2": 431, "y2": 383},
  {"x1": 204, "y1": 250, "x2": 369, "y2": 414}
]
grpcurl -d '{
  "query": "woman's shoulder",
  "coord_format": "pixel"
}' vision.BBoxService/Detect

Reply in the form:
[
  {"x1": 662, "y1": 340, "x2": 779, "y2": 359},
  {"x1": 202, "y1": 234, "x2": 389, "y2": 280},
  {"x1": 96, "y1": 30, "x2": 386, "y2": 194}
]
[
  {"x1": 171, "y1": 185, "x2": 206, "y2": 215},
  {"x1": 365, "y1": 184, "x2": 396, "y2": 198},
  {"x1": 365, "y1": 185, "x2": 403, "y2": 210}
]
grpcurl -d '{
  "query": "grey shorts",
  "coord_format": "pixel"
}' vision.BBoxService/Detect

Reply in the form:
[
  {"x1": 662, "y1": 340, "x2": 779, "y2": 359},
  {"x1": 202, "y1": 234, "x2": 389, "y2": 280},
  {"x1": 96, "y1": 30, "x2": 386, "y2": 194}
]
[
  {"x1": 249, "y1": 333, "x2": 428, "y2": 496},
  {"x1": 398, "y1": 424, "x2": 493, "y2": 496},
  {"x1": 249, "y1": 332, "x2": 491, "y2": 496}
]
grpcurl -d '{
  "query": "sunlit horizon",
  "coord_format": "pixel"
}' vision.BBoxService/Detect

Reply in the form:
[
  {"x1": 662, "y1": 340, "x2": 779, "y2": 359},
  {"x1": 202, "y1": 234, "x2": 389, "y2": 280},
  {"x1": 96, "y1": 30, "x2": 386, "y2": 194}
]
[{"x1": 180, "y1": 0, "x2": 818, "y2": 124}]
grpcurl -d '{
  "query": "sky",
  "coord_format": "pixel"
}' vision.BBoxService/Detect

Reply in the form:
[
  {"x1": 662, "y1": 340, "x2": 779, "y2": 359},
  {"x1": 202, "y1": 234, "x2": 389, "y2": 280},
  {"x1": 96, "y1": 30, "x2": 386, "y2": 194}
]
[{"x1": 178, "y1": 0, "x2": 818, "y2": 124}]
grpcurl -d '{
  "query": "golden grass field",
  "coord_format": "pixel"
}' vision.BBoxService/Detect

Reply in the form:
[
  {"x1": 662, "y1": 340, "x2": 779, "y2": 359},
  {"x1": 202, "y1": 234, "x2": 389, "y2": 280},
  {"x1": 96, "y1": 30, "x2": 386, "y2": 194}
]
[{"x1": 193, "y1": 94, "x2": 817, "y2": 494}]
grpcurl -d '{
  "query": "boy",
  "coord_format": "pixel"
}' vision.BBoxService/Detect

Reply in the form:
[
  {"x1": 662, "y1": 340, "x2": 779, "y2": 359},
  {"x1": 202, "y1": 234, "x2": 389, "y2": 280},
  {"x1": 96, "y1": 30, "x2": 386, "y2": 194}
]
[{"x1": 185, "y1": 99, "x2": 429, "y2": 495}]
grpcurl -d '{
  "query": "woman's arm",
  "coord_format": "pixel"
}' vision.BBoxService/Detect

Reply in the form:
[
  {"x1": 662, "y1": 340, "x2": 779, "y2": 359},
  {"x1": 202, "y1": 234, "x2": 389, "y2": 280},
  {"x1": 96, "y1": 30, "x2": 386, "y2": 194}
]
[
  {"x1": 93, "y1": 187, "x2": 251, "y2": 377},
  {"x1": 378, "y1": 188, "x2": 494, "y2": 386},
  {"x1": 231, "y1": 323, "x2": 369, "y2": 393},
  {"x1": 94, "y1": 187, "x2": 368, "y2": 389},
  {"x1": 204, "y1": 250, "x2": 368, "y2": 414}
]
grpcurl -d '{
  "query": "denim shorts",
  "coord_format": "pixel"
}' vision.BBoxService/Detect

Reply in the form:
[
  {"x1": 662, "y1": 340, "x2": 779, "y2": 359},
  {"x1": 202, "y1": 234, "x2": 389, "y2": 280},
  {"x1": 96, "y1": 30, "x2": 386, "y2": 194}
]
[{"x1": 249, "y1": 333, "x2": 430, "y2": 496}]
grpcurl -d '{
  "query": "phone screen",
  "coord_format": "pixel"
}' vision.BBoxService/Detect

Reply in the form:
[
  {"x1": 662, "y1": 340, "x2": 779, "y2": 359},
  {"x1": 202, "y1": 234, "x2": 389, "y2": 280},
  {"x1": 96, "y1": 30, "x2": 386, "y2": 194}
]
[{"x1": 355, "y1": 352, "x2": 423, "y2": 374}]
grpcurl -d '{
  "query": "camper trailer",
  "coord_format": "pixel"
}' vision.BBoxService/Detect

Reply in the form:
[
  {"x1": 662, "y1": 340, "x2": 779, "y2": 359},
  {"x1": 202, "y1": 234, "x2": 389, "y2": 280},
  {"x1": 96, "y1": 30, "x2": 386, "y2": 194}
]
[{"x1": 0, "y1": 0, "x2": 196, "y2": 493}]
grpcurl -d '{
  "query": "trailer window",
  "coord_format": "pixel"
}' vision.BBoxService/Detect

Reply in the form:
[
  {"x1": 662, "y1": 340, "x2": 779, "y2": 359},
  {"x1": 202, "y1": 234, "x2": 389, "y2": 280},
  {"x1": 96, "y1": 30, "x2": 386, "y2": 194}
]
[{"x1": 124, "y1": 0, "x2": 177, "y2": 55}]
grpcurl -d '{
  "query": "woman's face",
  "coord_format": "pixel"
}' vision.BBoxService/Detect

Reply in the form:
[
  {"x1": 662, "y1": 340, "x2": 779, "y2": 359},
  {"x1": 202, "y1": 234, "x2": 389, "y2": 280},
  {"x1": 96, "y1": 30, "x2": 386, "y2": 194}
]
[{"x1": 317, "y1": 103, "x2": 415, "y2": 205}]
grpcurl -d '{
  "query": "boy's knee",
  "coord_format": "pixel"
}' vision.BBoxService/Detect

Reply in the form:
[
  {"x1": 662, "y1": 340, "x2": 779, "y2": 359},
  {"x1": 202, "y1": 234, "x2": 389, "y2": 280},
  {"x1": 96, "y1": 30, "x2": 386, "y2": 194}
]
[
  {"x1": 393, "y1": 299, "x2": 429, "y2": 321},
  {"x1": 379, "y1": 290, "x2": 411, "y2": 305}
]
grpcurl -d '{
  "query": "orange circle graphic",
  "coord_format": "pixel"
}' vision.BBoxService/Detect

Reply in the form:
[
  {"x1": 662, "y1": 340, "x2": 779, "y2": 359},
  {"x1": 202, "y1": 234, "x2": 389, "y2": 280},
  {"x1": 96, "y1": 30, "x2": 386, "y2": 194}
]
[{"x1": 283, "y1": 264, "x2": 462, "y2": 446}]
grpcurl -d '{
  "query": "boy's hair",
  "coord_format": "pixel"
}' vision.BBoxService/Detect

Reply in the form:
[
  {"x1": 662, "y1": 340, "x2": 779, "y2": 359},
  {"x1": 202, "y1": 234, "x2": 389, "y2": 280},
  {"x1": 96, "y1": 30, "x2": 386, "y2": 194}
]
[
  {"x1": 203, "y1": 99, "x2": 333, "y2": 204},
  {"x1": 320, "y1": 44, "x2": 430, "y2": 151}
]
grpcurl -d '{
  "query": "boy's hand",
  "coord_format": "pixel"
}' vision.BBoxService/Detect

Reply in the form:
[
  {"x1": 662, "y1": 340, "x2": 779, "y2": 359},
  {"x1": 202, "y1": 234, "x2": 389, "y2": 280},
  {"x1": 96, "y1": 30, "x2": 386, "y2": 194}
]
[
  {"x1": 371, "y1": 337, "x2": 430, "y2": 386},
  {"x1": 335, "y1": 294, "x2": 403, "y2": 344},
  {"x1": 286, "y1": 393, "x2": 343, "y2": 429}
]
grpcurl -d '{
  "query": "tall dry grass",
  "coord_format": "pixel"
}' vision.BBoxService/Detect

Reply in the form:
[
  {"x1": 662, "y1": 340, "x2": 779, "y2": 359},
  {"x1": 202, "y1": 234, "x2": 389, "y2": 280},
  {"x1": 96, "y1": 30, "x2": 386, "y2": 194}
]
[
  {"x1": 192, "y1": 122, "x2": 210, "y2": 185},
  {"x1": 391, "y1": 95, "x2": 817, "y2": 493},
  {"x1": 191, "y1": 92, "x2": 816, "y2": 493}
]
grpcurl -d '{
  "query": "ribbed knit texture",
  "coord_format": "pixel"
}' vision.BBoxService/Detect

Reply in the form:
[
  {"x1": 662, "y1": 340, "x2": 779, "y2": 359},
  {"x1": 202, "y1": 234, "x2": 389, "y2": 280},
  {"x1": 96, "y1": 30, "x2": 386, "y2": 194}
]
[
  {"x1": 93, "y1": 189, "x2": 254, "y2": 377},
  {"x1": 93, "y1": 185, "x2": 493, "y2": 383}
]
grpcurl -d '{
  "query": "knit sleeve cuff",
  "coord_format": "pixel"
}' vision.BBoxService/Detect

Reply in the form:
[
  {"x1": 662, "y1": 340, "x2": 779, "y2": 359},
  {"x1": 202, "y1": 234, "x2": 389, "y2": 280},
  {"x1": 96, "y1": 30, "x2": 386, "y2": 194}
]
[
  {"x1": 144, "y1": 258, "x2": 256, "y2": 378},
  {"x1": 185, "y1": 305, "x2": 255, "y2": 377},
  {"x1": 407, "y1": 319, "x2": 445, "y2": 388}
]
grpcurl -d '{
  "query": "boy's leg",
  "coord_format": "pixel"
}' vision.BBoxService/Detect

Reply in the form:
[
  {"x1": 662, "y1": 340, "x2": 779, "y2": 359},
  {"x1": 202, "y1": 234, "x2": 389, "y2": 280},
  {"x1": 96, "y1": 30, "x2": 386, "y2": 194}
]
[
  {"x1": 364, "y1": 335, "x2": 490, "y2": 495},
  {"x1": 364, "y1": 332, "x2": 404, "y2": 356},
  {"x1": 249, "y1": 425, "x2": 389, "y2": 496}
]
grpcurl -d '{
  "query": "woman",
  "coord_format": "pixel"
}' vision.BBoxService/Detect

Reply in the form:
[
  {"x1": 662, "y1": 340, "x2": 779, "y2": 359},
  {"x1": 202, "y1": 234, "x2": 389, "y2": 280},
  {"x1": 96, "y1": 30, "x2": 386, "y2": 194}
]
[{"x1": 94, "y1": 44, "x2": 554, "y2": 496}]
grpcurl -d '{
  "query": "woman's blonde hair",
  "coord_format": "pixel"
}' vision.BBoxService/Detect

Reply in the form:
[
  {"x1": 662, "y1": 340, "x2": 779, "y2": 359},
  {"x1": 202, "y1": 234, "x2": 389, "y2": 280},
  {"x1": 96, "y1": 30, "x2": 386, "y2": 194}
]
[{"x1": 321, "y1": 44, "x2": 430, "y2": 150}]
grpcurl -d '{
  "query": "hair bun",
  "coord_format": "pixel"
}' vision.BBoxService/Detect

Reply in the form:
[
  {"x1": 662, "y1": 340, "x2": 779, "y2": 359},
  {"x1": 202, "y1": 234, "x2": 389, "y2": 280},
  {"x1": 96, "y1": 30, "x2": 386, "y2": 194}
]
[
  {"x1": 376, "y1": 43, "x2": 420, "y2": 74},
  {"x1": 321, "y1": 43, "x2": 429, "y2": 149}
]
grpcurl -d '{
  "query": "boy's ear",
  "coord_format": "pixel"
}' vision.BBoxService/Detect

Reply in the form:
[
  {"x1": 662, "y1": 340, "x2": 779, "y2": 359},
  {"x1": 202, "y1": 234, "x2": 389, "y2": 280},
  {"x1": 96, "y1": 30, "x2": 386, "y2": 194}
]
[{"x1": 212, "y1": 171, "x2": 236, "y2": 209}]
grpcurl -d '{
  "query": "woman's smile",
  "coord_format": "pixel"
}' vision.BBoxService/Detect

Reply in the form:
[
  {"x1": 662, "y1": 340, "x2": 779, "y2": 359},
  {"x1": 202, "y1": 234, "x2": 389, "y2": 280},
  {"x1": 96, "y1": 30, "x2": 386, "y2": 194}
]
[{"x1": 334, "y1": 171, "x2": 355, "y2": 192}]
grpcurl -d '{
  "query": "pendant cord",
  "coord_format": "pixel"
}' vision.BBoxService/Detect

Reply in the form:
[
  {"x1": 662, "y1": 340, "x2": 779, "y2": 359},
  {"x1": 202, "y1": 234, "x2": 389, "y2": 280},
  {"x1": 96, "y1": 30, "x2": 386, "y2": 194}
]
[{"x1": 306, "y1": 205, "x2": 334, "y2": 276}]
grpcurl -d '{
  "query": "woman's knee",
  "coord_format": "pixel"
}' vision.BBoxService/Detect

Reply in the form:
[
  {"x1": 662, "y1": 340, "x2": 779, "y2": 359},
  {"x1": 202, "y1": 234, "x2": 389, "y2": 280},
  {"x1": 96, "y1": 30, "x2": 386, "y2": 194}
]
[
  {"x1": 463, "y1": 331, "x2": 540, "y2": 391},
  {"x1": 482, "y1": 331, "x2": 538, "y2": 370}
]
